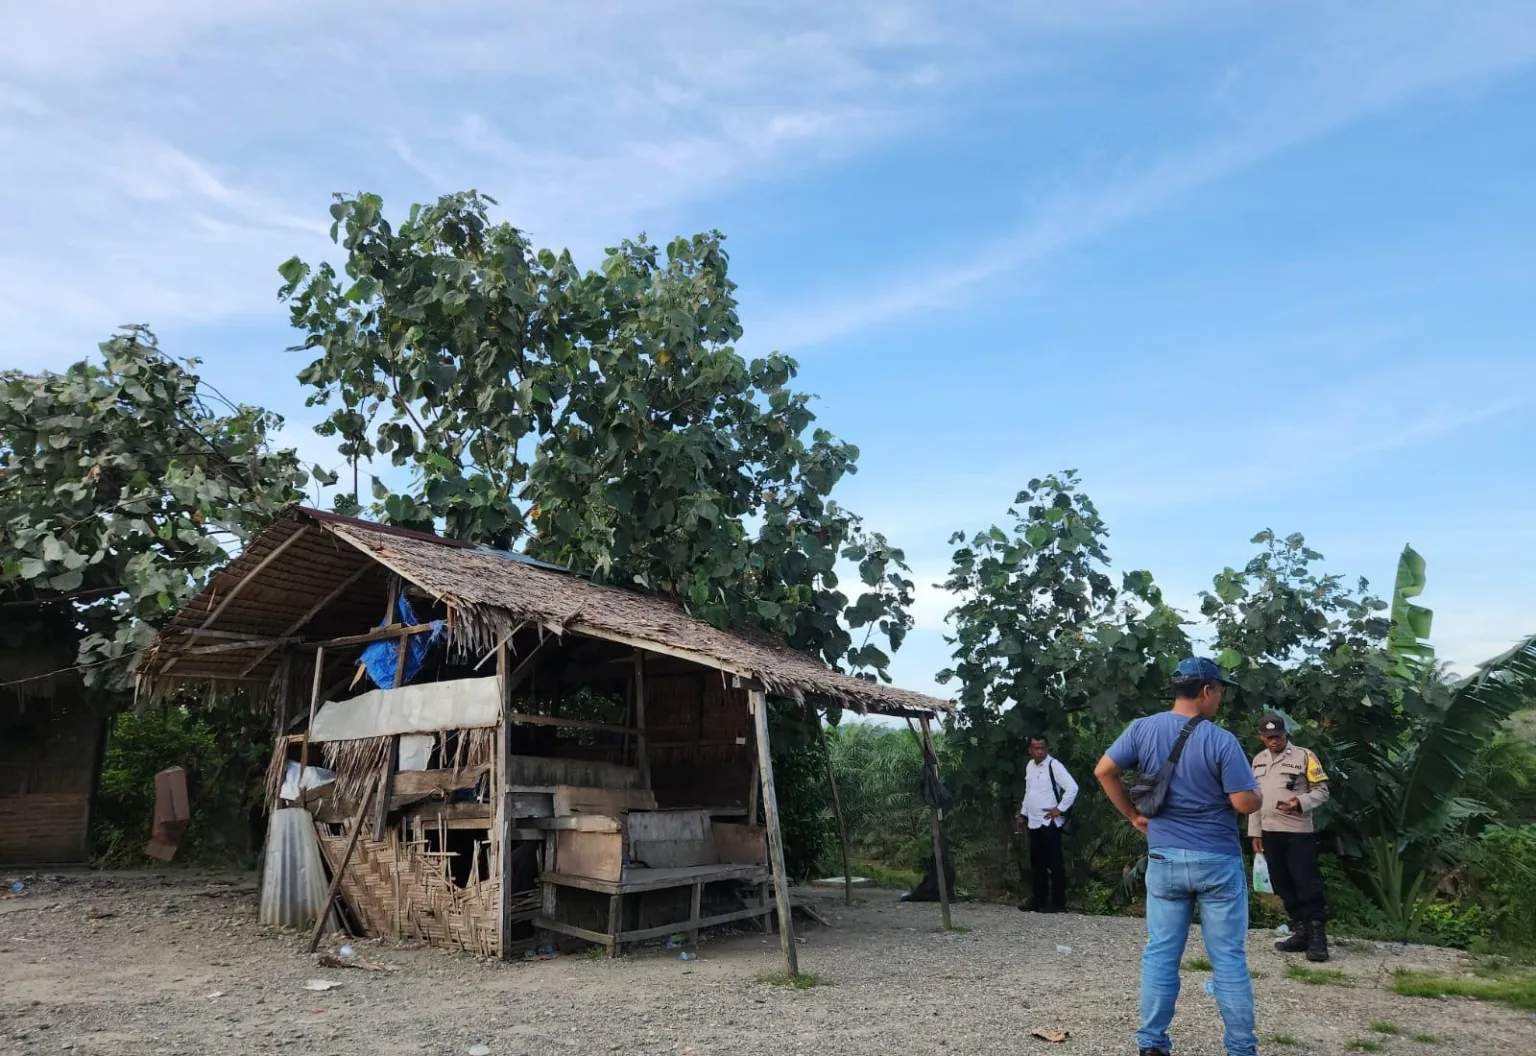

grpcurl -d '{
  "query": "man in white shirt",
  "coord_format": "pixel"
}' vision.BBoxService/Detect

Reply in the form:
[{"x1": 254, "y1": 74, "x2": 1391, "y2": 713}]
[{"x1": 1016, "y1": 734, "x2": 1079, "y2": 913}]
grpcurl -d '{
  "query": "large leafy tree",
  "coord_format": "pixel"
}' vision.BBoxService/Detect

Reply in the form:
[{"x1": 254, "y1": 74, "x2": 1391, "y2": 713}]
[
  {"x1": 0, "y1": 328, "x2": 320, "y2": 689},
  {"x1": 280, "y1": 191, "x2": 912, "y2": 680},
  {"x1": 1205, "y1": 535, "x2": 1534, "y2": 927},
  {"x1": 936, "y1": 472, "x2": 1191, "y2": 889}
]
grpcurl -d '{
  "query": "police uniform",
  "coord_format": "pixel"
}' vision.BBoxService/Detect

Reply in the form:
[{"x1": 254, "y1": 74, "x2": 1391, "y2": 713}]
[{"x1": 1249, "y1": 714, "x2": 1331, "y2": 961}]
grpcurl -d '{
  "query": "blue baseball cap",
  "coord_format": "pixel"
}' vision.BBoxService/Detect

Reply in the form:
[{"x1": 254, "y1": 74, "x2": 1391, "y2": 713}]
[{"x1": 1170, "y1": 657, "x2": 1239, "y2": 687}]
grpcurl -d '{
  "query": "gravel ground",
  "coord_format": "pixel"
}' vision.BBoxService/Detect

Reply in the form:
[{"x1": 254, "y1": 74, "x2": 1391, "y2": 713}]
[{"x1": 1, "y1": 870, "x2": 1532, "y2": 1055}]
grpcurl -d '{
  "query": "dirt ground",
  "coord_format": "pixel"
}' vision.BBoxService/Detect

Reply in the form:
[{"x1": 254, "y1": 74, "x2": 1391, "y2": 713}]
[{"x1": 2, "y1": 871, "x2": 1532, "y2": 1056}]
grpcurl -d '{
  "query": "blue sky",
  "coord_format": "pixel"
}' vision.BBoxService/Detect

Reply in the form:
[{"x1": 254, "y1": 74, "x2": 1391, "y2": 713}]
[{"x1": 3, "y1": 2, "x2": 1533, "y2": 699}]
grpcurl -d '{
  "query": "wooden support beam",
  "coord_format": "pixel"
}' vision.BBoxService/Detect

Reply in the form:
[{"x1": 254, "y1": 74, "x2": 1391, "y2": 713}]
[
  {"x1": 307, "y1": 763, "x2": 378, "y2": 953},
  {"x1": 813, "y1": 703, "x2": 854, "y2": 907},
  {"x1": 237, "y1": 562, "x2": 374, "y2": 679},
  {"x1": 179, "y1": 636, "x2": 302, "y2": 657},
  {"x1": 297, "y1": 646, "x2": 326, "y2": 801},
  {"x1": 199, "y1": 525, "x2": 311, "y2": 631},
  {"x1": 496, "y1": 640, "x2": 514, "y2": 960},
  {"x1": 299, "y1": 622, "x2": 435, "y2": 652},
  {"x1": 750, "y1": 688, "x2": 798, "y2": 979},
  {"x1": 633, "y1": 650, "x2": 651, "y2": 787},
  {"x1": 371, "y1": 734, "x2": 398, "y2": 841},
  {"x1": 919, "y1": 714, "x2": 952, "y2": 931}
]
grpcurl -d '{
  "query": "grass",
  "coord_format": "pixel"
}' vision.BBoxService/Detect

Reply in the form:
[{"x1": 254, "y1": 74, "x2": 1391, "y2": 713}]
[
  {"x1": 756, "y1": 971, "x2": 827, "y2": 990},
  {"x1": 846, "y1": 858, "x2": 922, "y2": 891},
  {"x1": 1182, "y1": 956, "x2": 1213, "y2": 971},
  {"x1": 1412, "y1": 1035, "x2": 1437, "y2": 1044},
  {"x1": 1266, "y1": 1034, "x2": 1300, "y2": 1047},
  {"x1": 933, "y1": 924, "x2": 972, "y2": 934},
  {"x1": 1347, "y1": 1040, "x2": 1384, "y2": 1053},
  {"x1": 1391, "y1": 968, "x2": 1536, "y2": 1011},
  {"x1": 1285, "y1": 963, "x2": 1355, "y2": 988},
  {"x1": 1369, "y1": 1021, "x2": 1401, "y2": 1036}
]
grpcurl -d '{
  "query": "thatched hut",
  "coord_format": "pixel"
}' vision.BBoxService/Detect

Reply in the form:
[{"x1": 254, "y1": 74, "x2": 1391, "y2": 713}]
[{"x1": 138, "y1": 508, "x2": 951, "y2": 967}]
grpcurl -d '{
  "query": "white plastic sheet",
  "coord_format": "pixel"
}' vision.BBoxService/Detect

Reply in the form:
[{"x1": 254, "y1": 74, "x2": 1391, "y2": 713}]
[
  {"x1": 279, "y1": 761, "x2": 337, "y2": 802},
  {"x1": 308, "y1": 675, "x2": 500, "y2": 742}
]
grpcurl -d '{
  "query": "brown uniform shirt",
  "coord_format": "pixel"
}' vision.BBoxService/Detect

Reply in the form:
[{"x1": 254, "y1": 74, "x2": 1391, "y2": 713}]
[{"x1": 1248, "y1": 743, "x2": 1330, "y2": 836}]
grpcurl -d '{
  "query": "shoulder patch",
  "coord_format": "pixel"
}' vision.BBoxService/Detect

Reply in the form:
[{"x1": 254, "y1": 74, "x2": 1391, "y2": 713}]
[{"x1": 1305, "y1": 751, "x2": 1328, "y2": 784}]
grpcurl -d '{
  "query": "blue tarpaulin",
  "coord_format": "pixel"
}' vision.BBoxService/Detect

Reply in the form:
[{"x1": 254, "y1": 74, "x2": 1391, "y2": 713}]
[{"x1": 360, "y1": 597, "x2": 446, "y2": 689}]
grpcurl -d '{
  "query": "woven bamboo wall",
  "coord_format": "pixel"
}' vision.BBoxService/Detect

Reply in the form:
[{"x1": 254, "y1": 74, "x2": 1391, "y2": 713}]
[{"x1": 317, "y1": 824, "x2": 501, "y2": 957}]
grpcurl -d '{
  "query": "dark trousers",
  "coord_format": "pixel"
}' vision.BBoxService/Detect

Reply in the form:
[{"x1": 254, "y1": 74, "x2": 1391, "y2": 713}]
[
  {"x1": 1029, "y1": 824, "x2": 1067, "y2": 910},
  {"x1": 1263, "y1": 830, "x2": 1328, "y2": 923}
]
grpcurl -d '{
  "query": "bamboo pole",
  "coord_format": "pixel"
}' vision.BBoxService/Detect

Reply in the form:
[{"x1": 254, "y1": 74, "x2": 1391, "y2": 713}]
[
  {"x1": 812, "y1": 704, "x2": 854, "y2": 906},
  {"x1": 306, "y1": 768, "x2": 379, "y2": 953},
  {"x1": 750, "y1": 688, "x2": 798, "y2": 978}
]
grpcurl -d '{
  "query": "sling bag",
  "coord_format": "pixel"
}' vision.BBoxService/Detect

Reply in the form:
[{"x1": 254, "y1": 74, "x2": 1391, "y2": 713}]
[{"x1": 1129, "y1": 715, "x2": 1206, "y2": 818}]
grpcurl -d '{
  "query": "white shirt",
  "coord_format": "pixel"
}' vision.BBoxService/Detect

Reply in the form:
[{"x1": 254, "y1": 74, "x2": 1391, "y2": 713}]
[{"x1": 1020, "y1": 755, "x2": 1079, "y2": 830}]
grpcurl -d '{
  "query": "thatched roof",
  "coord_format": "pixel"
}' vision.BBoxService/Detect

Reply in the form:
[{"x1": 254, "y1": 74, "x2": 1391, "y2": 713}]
[{"x1": 139, "y1": 508, "x2": 951, "y2": 718}]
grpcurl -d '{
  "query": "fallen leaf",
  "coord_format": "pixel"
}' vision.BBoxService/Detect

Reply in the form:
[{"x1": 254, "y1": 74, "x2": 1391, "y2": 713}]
[
  {"x1": 1030, "y1": 1029, "x2": 1070, "y2": 1043},
  {"x1": 303, "y1": 979, "x2": 342, "y2": 992}
]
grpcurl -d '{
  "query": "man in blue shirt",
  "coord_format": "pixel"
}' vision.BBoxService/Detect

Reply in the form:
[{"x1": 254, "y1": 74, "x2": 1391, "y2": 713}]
[{"x1": 1094, "y1": 658, "x2": 1263, "y2": 1056}]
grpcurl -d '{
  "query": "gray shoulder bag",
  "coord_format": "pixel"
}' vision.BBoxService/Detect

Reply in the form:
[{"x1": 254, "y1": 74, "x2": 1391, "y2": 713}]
[{"x1": 1129, "y1": 715, "x2": 1205, "y2": 818}]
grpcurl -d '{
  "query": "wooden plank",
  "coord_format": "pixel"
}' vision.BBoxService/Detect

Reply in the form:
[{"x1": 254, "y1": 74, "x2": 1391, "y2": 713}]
[
  {"x1": 540, "y1": 862, "x2": 767, "y2": 895},
  {"x1": 626, "y1": 809, "x2": 710, "y2": 842},
  {"x1": 554, "y1": 786, "x2": 657, "y2": 816},
  {"x1": 507, "y1": 792, "x2": 553, "y2": 818},
  {"x1": 606, "y1": 894, "x2": 621, "y2": 958},
  {"x1": 750, "y1": 687, "x2": 798, "y2": 978},
  {"x1": 535, "y1": 902, "x2": 773, "y2": 947},
  {"x1": 505, "y1": 712, "x2": 637, "y2": 736},
  {"x1": 398, "y1": 801, "x2": 495, "y2": 824},
  {"x1": 179, "y1": 636, "x2": 301, "y2": 656},
  {"x1": 391, "y1": 764, "x2": 490, "y2": 798},
  {"x1": 306, "y1": 763, "x2": 377, "y2": 953},
  {"x1": 553, "y1": 830, "x2": 623, "y2": 882},
  {"x1": 505, "y1": 756, "x2": 641, "y2": 790},
  {"x1": 628, "y1": 839, "x2": 717, "y2": 869},
  {"x1": 525, "y1": 815, "x2": 622, "y2": 833},
  {"x1": 712, "y1": 822, "x2": 767, "y2": 865}
]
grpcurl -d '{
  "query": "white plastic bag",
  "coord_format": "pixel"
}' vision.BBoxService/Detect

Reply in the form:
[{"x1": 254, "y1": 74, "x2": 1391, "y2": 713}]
[
  {"x1": 279, "y1": 760, "x2": 337, "y2": 802},
  {"x1": 1252, "y1": 852, "x2": 1274, "y2": 894}
]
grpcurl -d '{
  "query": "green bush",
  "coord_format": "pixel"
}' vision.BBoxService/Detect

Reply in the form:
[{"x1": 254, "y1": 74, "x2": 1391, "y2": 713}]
[
  {"x1": 93, "y1": 704, "x2": 269, "y2": 868},
  {"x1": 1469, "y1": 825, "x2": 1536, "y2": 948}
]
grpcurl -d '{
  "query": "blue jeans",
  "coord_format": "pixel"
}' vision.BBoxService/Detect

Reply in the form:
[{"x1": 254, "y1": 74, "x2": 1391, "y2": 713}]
[{"x1": 1140, "y1": 848, "x2": 1256, "y2": 1056}]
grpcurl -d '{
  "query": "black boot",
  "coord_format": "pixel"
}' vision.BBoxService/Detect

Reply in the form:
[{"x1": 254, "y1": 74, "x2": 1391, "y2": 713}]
[
  {"x1": 1275, "y1": 920, "x2": 1308, "y2": 953},
  {"x1": 1306, "y1": 920, "x2": 1330, "y2": 963}
]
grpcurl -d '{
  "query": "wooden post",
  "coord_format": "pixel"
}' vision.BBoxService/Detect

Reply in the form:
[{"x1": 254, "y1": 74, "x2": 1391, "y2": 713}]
[
  {"x1": 749, "y1": 688, "x2": 798, "y2": 978},
  {"x1": 688, "y1": 881, "x2": 703, "y2": 947},
  {"x1": 371, "y1": 735, "x2": 398, "y2": 842},
  {"x1": 296, "y1": 647, "x2": 325, "y2": 806},
  {"x1": 919, "y1": 714, "x2": 952, "y2": 931},
  {"x1": 496, "y1": 640, "x2": 515, "y2": 959},
  {"x1": 632, "y1": 650, "x2": 651, "y2": 788},
  {"x1": 607, "y1": 894, "x2": 622, "y2": 959},
  {"x1": 813, "y1": 705, "x2": 854, "y2": 906}
]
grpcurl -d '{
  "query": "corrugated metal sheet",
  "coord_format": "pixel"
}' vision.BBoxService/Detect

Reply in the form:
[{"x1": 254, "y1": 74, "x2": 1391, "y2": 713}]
[{"x1": 259, "y1": 808, "x2": 342, "y2": 932}]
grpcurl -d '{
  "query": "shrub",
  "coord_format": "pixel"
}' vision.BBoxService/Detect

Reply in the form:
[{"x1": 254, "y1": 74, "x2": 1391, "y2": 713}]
[
  {"x1": 1468, "y1": 825, "x2": 1536, "y2": 948},
  {"x1": 92, "y1": 704, "x2": 269, "y2": 868}
]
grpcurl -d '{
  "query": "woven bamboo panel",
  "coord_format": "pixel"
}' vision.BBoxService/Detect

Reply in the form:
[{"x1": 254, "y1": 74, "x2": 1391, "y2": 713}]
[{"x1": 317, "y1": 823, "x2": 501, "y2": 957}]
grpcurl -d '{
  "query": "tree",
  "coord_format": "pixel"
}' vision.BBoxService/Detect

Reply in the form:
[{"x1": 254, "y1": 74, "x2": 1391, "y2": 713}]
[
  {"x1": 1205, "y1": 535, "x2": 1534, "y2": 929},
  {"x1": 280, "y1": 191, "x2": 912, "y2": 681},
  {"x1": 0, "y1": 328, "x2": 321, "y2": 688},
  {"x1": 937, "y1": 471, "x2": 1190, "y2": 892}
]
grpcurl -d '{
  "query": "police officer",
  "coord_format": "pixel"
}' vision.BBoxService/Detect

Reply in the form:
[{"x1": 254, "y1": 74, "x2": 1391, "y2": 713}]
[{"x1": 1250, "y1": 713, "x2": 1332, "y2": 962}]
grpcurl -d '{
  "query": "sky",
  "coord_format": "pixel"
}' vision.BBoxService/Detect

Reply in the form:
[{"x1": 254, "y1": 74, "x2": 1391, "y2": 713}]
[{"x1": 3, "y1": 1, "x2": 1534, "y2": 701}]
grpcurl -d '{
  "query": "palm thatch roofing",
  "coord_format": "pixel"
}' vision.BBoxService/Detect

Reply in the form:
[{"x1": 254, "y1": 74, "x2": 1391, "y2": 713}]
[{"x1": 139, "y1": 508, "x2": 951, "y2": 718}]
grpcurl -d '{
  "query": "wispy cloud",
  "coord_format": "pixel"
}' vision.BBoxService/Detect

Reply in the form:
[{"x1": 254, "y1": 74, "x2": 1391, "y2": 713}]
[{"x1": 759, "y1": 3, "x2": 1536, "y2": 350}]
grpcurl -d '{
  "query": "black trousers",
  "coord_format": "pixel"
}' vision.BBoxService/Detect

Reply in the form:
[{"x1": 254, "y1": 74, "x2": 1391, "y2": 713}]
[
  {"x1": 1029, "y1": 824, "x2": 1067, "y2": 910},
  {"x1": 1263, "y1": 830, "x2": 1328, "y2": 924}
]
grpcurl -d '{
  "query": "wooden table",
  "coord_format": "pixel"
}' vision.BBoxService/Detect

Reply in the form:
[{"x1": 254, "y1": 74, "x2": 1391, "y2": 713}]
[{"x1": 536, "y1": 863, "x2": 773, "y2": 956}]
